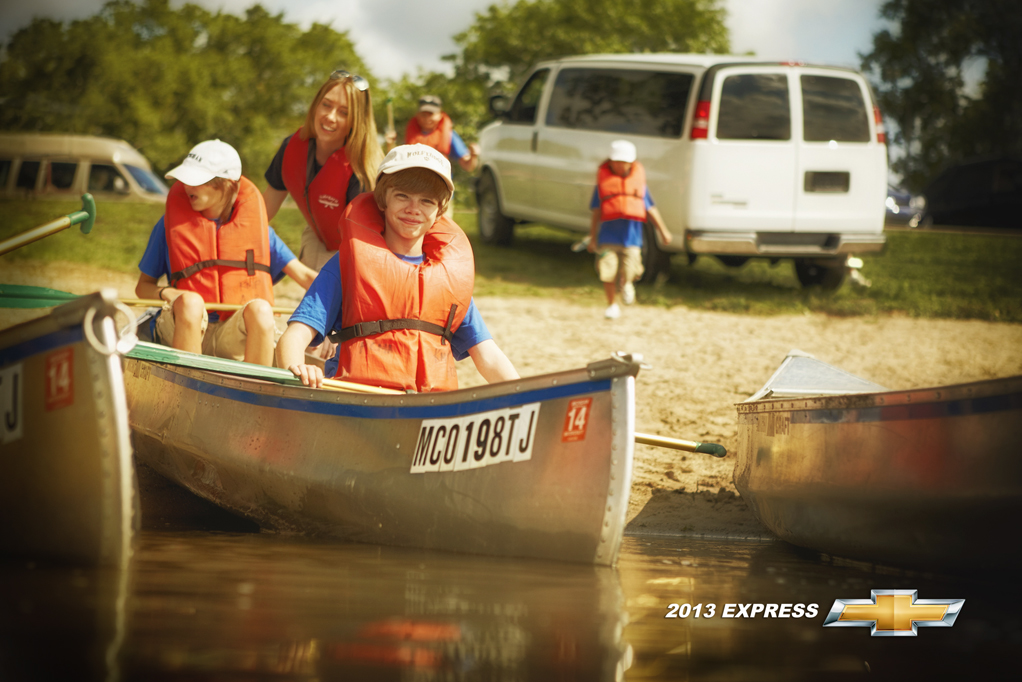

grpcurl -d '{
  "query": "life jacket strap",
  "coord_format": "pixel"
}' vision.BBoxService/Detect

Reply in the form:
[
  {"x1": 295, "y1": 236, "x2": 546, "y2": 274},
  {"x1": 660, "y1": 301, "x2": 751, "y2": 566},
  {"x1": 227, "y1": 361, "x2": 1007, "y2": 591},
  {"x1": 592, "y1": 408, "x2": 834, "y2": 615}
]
[
  {"x1": 169, "y1": 249, "x2": 271, "y2": 283},
  {"x1": 331, "y1": 304, "x2": 458, "y2": 346}
]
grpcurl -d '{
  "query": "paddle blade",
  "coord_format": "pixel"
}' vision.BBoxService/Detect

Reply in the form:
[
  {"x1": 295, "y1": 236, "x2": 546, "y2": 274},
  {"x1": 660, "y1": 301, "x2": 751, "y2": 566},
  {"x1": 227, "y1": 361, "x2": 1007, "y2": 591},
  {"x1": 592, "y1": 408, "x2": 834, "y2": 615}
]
[{"x1": 0, "y1": 284, "x2": 80, "y2": 309}]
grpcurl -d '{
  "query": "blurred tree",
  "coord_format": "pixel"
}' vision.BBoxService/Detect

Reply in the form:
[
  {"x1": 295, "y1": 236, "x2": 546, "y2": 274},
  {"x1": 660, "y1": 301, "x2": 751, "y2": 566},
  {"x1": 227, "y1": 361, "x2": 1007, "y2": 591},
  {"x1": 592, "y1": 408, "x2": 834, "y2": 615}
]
[
  {"x1": 454, "y1": 0, "x2": 730, "y2": 84},
  {"x1": 0, "y1": 0, "x2": 373, "y2": 181},
  {"x1": 861, "y1": 0, "x2": 1022, "y2": 191}
]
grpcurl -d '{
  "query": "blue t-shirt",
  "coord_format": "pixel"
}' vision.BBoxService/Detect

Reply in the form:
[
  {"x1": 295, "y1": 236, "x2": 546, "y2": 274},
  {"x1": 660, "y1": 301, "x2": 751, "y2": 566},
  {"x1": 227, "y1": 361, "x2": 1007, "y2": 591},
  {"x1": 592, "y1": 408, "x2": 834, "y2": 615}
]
[
  {"x1": 449, "y1": 130, "x2": 470, "y2": 162},
  {"x1": 138, "y1": 216, "x2": 297, "y2": 323},
  {"x1": 590, "y1": 186, "x2": 655, "y2": 247},
  {"x1": 289, "y1": 252, "x2": 491, "y2": 376}
]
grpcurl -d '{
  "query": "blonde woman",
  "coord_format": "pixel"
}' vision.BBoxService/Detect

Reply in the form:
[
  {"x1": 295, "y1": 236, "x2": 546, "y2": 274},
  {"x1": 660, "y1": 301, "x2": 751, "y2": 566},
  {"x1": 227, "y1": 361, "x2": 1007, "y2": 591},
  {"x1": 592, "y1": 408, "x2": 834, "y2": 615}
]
[{"x1": 263, "y1": 70, "x2": 384, "y2": 271}]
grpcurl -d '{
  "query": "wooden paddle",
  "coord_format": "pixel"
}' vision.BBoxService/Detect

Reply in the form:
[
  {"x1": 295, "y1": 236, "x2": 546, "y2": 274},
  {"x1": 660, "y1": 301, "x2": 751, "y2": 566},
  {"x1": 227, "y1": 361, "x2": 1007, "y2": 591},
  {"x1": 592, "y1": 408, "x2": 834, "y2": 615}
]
[
  {"x1": 0, "y1": 284, "x2": 296, "y2": 315},
  {"x1": 0, "y1": 194, "x2": 97, "y2": 256}
]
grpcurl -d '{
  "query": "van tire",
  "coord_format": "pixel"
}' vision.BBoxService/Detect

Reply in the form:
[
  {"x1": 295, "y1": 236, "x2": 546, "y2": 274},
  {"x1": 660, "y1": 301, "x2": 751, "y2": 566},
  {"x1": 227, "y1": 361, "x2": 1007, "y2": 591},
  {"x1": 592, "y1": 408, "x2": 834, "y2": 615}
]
[
  {"x1": 476, "y1": 170, "x2": 515, "y2": 246},
  {"x1": 794, "y1": 258, "x2": 846, "y2": 289},
  {"x1": 640, "y1": 222, "x2": 671, "y2": 283}
]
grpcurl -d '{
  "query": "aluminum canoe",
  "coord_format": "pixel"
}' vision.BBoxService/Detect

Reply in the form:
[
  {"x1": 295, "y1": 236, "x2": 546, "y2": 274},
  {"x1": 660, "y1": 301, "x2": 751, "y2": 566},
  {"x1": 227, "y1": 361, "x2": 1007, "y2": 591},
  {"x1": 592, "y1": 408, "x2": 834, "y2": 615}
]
[
  {"x1": 0, "y1": 289, "x2": 137, "y2": 566},
  {"x1": 123, "y1": 344, "x2": 640, "y2": 565},
  {"x1": 734, "y1": 350, "x2": 1022, "y2": 570}
]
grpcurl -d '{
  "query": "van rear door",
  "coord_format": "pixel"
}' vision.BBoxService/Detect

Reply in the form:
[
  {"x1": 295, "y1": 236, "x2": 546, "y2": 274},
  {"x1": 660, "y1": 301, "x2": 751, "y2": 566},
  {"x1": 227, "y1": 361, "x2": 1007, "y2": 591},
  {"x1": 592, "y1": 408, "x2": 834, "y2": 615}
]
[
  {"x1": 690, "y1": 66, "x2": 796, "y2": 233},
  {"x1": 793, "y1": 70, "x2": 886, "y2": 233}
]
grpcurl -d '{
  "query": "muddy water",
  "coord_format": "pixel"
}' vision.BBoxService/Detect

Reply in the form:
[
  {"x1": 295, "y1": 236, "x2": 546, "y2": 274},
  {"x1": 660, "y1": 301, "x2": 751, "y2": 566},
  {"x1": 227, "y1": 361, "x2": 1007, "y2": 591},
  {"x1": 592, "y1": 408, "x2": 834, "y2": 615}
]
[{"x1": 0, "y1": 532, "x2": 1012, "y2": 680}]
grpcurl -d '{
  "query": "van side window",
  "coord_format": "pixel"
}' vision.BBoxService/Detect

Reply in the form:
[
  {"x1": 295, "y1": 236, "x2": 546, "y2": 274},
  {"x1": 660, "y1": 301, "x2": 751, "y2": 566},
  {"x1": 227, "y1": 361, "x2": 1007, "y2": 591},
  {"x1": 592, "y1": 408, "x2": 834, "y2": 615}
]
[
  {"x1": 716, "y1": 74, "x2": 790, "y2": 141},
  {"x1": 124, "y1": 164, "x2": 169, "y2": 195},
  {"x1": 0, "y1": 160, "x2": 10, "y2": 188},
  {"x1": 801, "y1": 76, "x2": 870, "y2": 142},
  {"x1": 546, "y1": 69, "x2": 693, "y2": 138},
  {"x1": 47, "y1": 162, "x2": 78, "y2": 190},
  {"x1": 89, "y1": 163, "x2": 129, "y2": 193},
  {"x1": 16, "y1": 160, "x2": 41, "y2": 190},
  {"x1": 507, "y1": 69, "x2": 550, "y2": 125}
]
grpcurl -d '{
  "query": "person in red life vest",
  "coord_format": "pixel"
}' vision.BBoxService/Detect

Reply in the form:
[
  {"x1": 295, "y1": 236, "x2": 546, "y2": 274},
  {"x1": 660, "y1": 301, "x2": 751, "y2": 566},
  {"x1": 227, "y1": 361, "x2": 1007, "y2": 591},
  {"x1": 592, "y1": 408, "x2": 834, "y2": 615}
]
[
  {"x1": 385, "y1": 95, "x2": 479, "y2": 215},
  {"x1": 277, "y1": 144, "x2": 519, "y2": 392},
  {"x1": 588, "y1": 140, "x2": 672, "y2": 319},
  {"x1": 135, "y1": 140, "x2": 317, "y2": 366},
  {"x1": 263, "y1": 69, "x2": 385, "y2": 271}
]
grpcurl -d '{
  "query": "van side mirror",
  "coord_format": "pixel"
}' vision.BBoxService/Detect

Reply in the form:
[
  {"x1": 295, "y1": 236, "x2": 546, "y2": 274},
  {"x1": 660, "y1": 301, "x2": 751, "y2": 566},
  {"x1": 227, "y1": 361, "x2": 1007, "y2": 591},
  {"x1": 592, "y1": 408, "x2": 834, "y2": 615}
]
[{"x1": 489, "y1": 94, "x2": 510, "y2": 117}]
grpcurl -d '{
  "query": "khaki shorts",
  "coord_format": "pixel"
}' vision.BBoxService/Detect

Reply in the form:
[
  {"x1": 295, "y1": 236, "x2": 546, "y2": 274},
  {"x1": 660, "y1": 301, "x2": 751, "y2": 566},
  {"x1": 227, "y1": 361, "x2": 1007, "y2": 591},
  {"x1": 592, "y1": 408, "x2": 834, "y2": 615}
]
[
  {"x1": 596, "y1": 244, "x2": 643, "y2": 284},
  {"x1": 155, "y1": 299, "x2": 283, "y2": 363},
  {"x1": 299, "y1": 224, "x2": 338, "y2": 271}
]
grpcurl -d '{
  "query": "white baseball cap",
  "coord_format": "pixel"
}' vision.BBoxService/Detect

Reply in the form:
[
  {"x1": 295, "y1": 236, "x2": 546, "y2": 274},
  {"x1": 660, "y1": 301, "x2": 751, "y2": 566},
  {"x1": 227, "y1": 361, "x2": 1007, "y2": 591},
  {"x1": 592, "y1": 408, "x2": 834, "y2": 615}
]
[
  {"x1": 377, "y1": 144, "x2": 454, "y2": 194},
  {"x1": 165, "y1": 139, "x2": 242, "y2": 185},
  {"x1": 609, "y1": 139, "x2": 637, "y2": 163}
]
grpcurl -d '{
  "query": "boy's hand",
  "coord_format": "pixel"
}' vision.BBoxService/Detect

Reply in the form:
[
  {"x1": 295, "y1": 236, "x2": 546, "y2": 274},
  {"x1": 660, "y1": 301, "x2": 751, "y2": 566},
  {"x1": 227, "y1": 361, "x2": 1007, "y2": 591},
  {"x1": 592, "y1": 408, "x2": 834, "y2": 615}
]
[{"x1": 288, "y1": 362, "x2": 324, "y2": 389}]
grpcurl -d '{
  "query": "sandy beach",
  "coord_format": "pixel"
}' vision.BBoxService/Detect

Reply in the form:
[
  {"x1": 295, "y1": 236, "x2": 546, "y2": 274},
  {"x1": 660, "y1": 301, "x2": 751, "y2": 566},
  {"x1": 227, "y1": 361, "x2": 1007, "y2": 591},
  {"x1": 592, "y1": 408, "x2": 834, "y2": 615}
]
[{"x1": 6, "y1": 259, "x2": 1022, "y2": 539}]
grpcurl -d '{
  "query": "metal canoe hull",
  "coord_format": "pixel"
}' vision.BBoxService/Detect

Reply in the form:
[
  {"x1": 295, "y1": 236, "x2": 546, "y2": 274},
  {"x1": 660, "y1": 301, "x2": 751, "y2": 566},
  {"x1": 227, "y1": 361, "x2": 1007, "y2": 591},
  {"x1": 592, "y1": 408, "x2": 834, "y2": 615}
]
[
  {"x1": 0, "y1": 290, "x2": 137, "y2": 566},
  {"x1": 735, "y1": 372, "x2": 1022, "y2": 569},
  {"x1": 124, "y1": 355, "x2": 637, "y2": 565}
]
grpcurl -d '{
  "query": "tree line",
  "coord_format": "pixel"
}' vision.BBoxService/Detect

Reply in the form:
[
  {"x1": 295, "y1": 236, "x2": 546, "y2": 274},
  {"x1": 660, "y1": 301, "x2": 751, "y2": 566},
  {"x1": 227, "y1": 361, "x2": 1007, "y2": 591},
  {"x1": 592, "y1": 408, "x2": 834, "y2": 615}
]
[{"x1": 2, "y1": 0, "x2": 1015, "y2": 194}]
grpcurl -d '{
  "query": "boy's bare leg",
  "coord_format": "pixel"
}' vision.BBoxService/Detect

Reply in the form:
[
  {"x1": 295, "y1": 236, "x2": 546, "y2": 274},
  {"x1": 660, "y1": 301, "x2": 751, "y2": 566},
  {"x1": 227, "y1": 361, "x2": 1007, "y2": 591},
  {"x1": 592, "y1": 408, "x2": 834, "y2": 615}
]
[
  {"x1": 171, "y1": 292, "x2": 205, "y2": 355},
  {"x1": 242, "y1": 299, "x2": 276, "y2": 367},
  {"x1": 603, "y1": 281, "x2": 617, "y2": 305}
]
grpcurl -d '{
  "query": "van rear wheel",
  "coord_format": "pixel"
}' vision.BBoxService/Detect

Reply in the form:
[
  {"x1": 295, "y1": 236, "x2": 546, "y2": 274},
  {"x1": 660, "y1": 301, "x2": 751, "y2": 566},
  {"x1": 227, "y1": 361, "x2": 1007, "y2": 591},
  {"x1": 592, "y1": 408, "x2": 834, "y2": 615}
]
[
  {"x1": 476, "y1": 170, "x2": 515, "y2": 246},
  {"x1": 794, "y1": 258, "x2": 846, "y2": 289},
  {"x1": 639, "y1": 222, "x2": 671, "y2": 283}
]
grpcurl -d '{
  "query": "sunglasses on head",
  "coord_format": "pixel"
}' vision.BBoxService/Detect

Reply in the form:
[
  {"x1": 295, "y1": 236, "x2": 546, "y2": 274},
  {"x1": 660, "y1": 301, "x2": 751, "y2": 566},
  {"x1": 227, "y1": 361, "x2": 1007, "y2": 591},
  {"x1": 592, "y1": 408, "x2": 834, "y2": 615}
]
[{"x1": 330, "y1": 70, "x2": 369, "y2": 92}]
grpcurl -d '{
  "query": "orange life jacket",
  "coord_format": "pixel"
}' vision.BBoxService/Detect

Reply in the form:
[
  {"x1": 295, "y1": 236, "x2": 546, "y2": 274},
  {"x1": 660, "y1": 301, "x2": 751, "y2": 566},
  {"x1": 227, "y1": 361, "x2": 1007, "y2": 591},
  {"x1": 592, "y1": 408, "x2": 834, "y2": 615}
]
[
  {"x1": 405, "y1": 113, "x2": 454, "y2": 157},
  {"x1": 282, "y1": 129, "x2": 355, "y2": 250},
  {"x1": 165, "y1": 176, "x2": 274, "y2": 320},
  {"x1": 597, "y1": 161, "x2": 647, "y2": 222},
  {"x1": 333, "y1": 193, "x2": 474, "y2": 393}
]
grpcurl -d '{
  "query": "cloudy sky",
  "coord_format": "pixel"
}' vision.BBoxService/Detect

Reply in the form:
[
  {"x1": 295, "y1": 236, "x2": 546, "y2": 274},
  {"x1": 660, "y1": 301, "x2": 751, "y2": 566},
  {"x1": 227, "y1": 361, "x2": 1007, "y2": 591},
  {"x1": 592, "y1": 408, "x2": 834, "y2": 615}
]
[{"x1": 0, "y1": 0, "x2": 886, "y2": 80}]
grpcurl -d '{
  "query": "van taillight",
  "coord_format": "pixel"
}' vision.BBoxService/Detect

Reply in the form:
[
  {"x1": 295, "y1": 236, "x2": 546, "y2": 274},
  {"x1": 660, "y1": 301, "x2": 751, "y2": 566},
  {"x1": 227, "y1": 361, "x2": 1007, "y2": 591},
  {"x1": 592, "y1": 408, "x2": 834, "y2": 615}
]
[
  {"x1": 873, "y1": 105, "x2": 886, "y2": 144},
  {"x1": 691, "y1": 100, "x2": 711, "y2": 139}
]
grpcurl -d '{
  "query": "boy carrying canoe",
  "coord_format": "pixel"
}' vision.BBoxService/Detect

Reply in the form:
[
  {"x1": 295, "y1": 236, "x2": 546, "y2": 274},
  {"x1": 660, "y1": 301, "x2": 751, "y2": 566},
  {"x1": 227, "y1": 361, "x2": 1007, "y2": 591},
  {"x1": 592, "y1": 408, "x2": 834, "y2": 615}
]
[
  {"x1": 278, "y1": 144, "x2": 519, "y2": 392},
  {"x1": 135, "y1": 140, "x2": 317, "y2": 367}
]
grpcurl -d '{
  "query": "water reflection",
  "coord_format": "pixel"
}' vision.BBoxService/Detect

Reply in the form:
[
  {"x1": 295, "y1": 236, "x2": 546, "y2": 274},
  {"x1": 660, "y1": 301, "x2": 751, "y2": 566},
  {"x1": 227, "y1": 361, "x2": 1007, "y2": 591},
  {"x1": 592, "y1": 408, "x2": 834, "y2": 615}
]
[{"x1": 1, "y1": 532, "x2": 1014, "y2": 680}]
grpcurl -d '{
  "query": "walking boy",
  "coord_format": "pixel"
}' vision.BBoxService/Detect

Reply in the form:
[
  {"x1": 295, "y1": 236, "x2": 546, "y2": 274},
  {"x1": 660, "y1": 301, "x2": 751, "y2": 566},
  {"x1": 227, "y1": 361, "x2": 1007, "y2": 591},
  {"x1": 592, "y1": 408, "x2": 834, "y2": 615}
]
[
  {"x1": 278, "y1": 144, "x2": 518, "y2": 392},
  {"x1": 588, "y1": 140, "x2": 672, "y2": 319}
]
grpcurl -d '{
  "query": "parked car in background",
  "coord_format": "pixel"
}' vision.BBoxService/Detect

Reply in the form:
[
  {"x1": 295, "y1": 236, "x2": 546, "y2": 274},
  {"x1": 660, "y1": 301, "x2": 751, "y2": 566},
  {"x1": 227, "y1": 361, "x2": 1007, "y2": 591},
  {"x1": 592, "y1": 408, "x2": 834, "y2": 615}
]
[
  {"x1": 477, "y1": 53, "x2": 888, "y2": 289},
  {"x1": 920, "y1": 155, "x2": 1021, "y2": 229},
  {"x1": 885, "y1": 183, "x2": 924, "y2": 227},
  {"x1": 0, "y1": 133, "x2": 167, "y2": 203}
]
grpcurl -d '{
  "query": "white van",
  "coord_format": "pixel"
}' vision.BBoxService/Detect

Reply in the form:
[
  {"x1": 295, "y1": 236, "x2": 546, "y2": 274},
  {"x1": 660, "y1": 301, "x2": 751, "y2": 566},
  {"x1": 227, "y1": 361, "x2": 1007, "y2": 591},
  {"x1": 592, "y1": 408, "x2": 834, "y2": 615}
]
[
  {"x1": 0, "y1": 133, "x2": 168, "y2": 203},
  {"x1": 476, "y1": 54, "x2": 888, "y2": 288}
]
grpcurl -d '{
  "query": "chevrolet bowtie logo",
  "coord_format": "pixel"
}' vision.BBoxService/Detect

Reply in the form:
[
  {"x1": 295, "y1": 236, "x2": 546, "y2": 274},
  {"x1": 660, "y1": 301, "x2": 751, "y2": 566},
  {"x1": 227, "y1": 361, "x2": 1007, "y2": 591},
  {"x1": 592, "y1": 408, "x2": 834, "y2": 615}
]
[{"x1": 823, "y1": 590, "x2": 964, "y2": 637}]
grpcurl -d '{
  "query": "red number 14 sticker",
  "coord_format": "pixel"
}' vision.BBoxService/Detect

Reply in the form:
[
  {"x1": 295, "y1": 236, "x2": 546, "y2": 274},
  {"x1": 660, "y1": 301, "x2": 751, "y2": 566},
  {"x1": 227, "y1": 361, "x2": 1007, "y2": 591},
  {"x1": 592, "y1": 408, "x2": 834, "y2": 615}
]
[
  {"x1": 45, "y1": 348, "x2": 74, "y2": 411},
  {"x1": 562, "y1": 397, "x2": 592, "y2": 442}
]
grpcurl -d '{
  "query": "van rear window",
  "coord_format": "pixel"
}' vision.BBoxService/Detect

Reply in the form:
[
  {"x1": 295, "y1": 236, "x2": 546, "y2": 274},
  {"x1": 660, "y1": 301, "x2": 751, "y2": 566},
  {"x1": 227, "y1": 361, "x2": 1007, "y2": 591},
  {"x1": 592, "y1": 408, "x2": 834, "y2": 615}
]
[
  {"x1": 716, "y1": 74, "x2": 790, "y2": 140},
  {"x1": 0, "y1": 160, "x2": 10, "y2": 188},
  {"x1": 546, "y1": 68, "x2": 693, "y2": 138},
  {"x1": 801, "y1": 75, "x2": 870, "y2": 142}
]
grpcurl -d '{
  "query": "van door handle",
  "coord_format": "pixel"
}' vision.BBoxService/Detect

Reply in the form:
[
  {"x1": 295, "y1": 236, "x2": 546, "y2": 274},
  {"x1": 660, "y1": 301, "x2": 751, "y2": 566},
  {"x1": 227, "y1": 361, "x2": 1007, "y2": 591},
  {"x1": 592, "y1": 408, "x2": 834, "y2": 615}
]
[{"x1": 531, "y1": 131, "x2": 538, "y2": 153}]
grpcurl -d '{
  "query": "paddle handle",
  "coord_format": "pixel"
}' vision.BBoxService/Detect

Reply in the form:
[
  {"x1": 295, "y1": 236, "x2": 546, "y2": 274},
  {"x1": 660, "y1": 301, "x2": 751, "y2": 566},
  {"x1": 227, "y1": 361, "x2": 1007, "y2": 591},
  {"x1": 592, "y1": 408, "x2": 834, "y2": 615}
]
[
  {"x1": 635, "y1": 432, "x2": 727, "y2": 457},
  {"x1": 0, "y1": 194, "x2": 96, "y2": 256},
  {"x1": 124, "y1": 298, "x2": 296, "y2": 315}
]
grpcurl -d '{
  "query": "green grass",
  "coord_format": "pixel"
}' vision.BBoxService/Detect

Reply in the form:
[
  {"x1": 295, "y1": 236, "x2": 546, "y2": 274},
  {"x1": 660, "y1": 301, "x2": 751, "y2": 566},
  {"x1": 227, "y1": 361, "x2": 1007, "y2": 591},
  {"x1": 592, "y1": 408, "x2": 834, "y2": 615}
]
[{"x1": 3, "y1": 197, "x2": 1021, "y2": 322}]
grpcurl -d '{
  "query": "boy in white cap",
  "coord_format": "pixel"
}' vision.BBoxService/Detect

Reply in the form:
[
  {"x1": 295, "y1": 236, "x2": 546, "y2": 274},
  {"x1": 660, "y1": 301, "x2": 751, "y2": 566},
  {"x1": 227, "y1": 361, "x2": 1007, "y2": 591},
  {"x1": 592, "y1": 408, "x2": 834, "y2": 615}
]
[
  {"x1": 278, "y1": 144, "x2": 519, "y2": 392},
  {"x1": 588, "y1": 139, "x2": 672, "y2": 319},
  {"x1": 135, "y1": 139, "x2": 317, "y2": 366}
]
